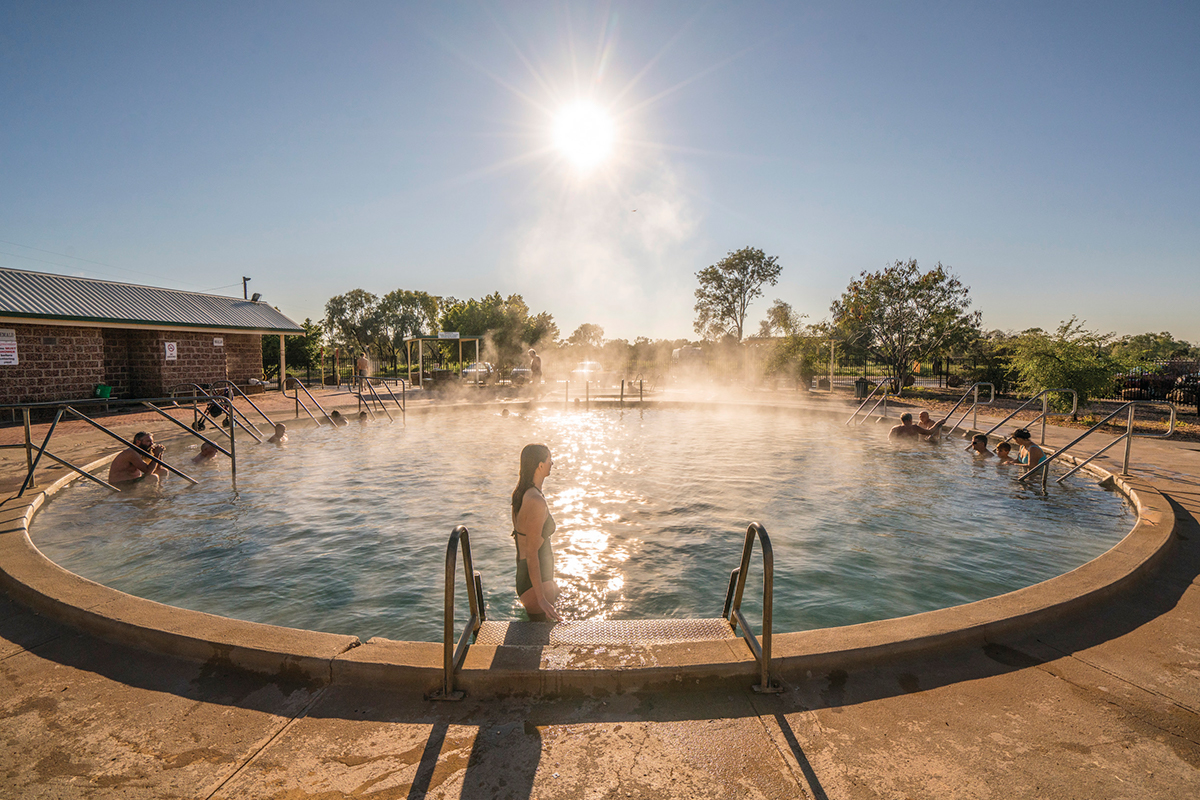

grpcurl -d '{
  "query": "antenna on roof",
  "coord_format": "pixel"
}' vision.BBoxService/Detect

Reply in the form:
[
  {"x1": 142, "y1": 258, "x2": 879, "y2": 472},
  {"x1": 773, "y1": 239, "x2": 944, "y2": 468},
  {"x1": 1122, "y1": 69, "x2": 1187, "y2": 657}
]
[{"x1": 242, "y1": 276, "x2": 251, "y2": 299}]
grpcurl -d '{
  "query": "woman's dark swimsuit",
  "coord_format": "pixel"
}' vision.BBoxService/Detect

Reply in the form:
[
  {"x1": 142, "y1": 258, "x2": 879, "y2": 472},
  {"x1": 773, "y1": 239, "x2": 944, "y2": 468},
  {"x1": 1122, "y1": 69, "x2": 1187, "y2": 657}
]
[{"x1": 513, "y1": 512, "x2": 556, "y2": 597}]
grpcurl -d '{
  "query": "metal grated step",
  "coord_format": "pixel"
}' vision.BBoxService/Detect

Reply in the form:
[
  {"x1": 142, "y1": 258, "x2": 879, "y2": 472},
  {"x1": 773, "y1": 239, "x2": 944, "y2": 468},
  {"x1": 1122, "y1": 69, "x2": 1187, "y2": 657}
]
[{"x1": 474, "y1": 618, "x2": 736, "y2": 647}]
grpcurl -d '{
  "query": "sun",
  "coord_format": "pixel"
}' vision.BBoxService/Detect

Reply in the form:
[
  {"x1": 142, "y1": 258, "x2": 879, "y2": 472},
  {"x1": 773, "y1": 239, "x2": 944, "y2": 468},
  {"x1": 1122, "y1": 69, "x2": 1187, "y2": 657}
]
[{"x1": 552, "y1": 100, "x2": 615, "y2": 172}]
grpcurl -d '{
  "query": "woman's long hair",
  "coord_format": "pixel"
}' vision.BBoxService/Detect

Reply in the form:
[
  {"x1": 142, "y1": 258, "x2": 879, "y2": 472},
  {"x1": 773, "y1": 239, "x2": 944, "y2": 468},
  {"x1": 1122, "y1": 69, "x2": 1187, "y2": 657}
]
[{"x1": 512, "y1": 443, "x2": 551, "y2": 516}]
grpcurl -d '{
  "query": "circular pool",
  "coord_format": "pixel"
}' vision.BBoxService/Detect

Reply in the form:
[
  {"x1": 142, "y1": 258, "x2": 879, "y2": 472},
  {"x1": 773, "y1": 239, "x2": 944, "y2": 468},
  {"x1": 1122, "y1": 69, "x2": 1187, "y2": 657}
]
[{"x1": 30, "y1": 404, "x2": 1134, "y2": 643}]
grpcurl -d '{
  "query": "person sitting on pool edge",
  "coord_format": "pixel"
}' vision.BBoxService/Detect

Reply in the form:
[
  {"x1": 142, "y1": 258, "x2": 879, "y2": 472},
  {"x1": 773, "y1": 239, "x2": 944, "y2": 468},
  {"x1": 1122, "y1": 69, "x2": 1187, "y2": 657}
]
[
  {"x1": 969, "y1": 433, "x2": 994, "y2": 457},
  {"x1": 511, "y1": 443, "x2": 562, "y2": 622},
  {"x1": 1012, "y1": 428, "x2": 1047, "y2": 471},
  {"x1": 995, "y1": 441, "x2": 1018, "y2": 465},
  {"x1": 108, "y1": 431, "x2": 168, "y2": 488},
  {"x1": 267, "y1": 423, "x2": 288, "y2": 444}
]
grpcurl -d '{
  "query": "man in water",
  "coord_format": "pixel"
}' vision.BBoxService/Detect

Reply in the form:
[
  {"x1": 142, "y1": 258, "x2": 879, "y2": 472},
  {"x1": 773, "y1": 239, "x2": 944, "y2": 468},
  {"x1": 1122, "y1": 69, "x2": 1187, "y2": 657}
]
[
  {"x1": 969, "y1": 433, "x2": 994, "y2": 457},
  {"x1": 191, "y1": 441, "x2": 220, "y2": 464},
  {"x1": 267, "y1": 423, "x2": 288, "y2": 444},
  {"x1": 108, "y1": 431, "x2": 168, "y2": 488},
  {"x1": 889, "y1": 413, "x2": 922, "y2": 440}
]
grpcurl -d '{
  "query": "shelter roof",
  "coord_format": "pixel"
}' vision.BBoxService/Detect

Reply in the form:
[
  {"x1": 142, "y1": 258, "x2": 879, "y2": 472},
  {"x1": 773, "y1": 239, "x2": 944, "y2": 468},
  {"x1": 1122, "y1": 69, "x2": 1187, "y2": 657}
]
[{"x1": 0, "y1": 268, "x2": 304, "y2": 333}]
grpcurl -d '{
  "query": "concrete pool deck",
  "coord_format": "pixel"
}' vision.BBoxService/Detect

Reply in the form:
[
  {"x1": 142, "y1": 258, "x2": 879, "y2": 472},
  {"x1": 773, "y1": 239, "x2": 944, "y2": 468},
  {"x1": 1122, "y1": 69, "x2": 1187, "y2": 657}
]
[{"x1": 1, "y1": 390, "x2": 1199, "y2": 797}]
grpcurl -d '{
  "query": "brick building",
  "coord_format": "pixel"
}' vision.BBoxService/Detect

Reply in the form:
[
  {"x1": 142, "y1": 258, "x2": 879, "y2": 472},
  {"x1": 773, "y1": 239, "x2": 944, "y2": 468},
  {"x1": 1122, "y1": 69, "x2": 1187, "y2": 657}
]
[{"x1": 0, "y1": 268, "x2": 303, "y2": 404}]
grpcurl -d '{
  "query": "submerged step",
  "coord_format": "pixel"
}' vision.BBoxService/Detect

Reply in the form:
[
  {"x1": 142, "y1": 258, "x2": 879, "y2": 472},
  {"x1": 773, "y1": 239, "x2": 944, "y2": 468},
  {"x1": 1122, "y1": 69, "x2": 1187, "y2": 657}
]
[{"x1": 474, "y1": 617, "x2": 737, "y2": 647}]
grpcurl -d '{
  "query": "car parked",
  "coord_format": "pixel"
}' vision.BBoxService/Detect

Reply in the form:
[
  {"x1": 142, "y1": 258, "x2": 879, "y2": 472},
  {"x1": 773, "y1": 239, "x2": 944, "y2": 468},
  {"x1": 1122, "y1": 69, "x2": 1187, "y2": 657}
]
[
  {"x1": 570, "y1": 361, "x2": 614, "y2": 387},
  {"x1": 462, "y1": 361, "x2": 495, "y2": 385}
]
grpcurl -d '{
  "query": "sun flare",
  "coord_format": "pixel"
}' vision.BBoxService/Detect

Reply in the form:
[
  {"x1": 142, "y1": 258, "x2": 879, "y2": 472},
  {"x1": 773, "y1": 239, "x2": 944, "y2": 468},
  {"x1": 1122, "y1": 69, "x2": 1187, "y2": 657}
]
[{"x1": 552, "y1": 101, "x2": 615, "y2": 172}]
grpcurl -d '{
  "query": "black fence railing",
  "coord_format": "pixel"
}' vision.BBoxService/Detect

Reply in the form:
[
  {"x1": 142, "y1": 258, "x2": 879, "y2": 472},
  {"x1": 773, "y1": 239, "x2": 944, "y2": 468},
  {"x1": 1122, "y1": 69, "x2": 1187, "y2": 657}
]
[{"x1": 1099, "y1": 360, "x2": 1199, "y2": 405}]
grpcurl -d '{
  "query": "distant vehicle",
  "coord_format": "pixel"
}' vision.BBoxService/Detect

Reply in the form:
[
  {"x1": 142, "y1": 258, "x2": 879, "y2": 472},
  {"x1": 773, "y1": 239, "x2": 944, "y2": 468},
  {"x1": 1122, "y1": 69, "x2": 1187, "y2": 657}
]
[
  {"x1": 570, "y1": 361, "x2": 613, "y2": 387},
  {"x1": 510, "y1": 366, "x2": 532, "y2": 385},
  {"x1": 463, "y1": 361, "x2": 495, "y2": 385}
]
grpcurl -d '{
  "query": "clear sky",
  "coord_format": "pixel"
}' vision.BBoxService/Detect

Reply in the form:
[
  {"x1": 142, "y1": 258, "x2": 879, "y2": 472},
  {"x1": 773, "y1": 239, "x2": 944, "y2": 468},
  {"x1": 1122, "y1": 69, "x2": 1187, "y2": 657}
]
[{"x1": 2, "y1": 1, "x2": 1197, "y2": 343}]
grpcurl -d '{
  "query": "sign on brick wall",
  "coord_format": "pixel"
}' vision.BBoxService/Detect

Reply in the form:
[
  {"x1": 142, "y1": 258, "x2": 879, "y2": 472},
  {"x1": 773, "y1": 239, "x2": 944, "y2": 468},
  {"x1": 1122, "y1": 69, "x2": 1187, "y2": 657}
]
[
  {"x1": 213, "y1": 337, "x2": 224, "y2": 347},
  {"x1": 0, "y1": 329, "x2": 17, "y2": 365},
  {"x1": 165, "y1": 341, "x2": 178, "y2": 361}
]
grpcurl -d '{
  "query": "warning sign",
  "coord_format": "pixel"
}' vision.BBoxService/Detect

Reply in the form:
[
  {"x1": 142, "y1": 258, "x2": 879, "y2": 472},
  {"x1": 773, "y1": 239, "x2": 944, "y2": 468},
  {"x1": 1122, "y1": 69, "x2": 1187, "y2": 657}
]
[
  {"x1": 0, "y1": 329, "x2": 17, "y2": 365},
  {"x1": 165, "y1": 341, "x2": 178, "y2": 361}
]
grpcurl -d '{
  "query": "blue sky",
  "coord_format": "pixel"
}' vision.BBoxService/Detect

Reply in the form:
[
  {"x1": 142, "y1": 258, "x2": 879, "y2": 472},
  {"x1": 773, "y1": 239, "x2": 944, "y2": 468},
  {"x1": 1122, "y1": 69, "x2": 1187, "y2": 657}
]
[{"x1": 2, "y1": 1, "x2": 1197, "y2": 342}]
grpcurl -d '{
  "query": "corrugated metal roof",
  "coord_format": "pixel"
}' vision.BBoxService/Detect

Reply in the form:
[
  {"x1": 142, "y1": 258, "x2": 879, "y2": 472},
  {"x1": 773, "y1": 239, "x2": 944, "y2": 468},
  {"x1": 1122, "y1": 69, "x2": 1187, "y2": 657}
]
[{"x1": 0, "y1": 268, "x2": 304, "y2": 333}]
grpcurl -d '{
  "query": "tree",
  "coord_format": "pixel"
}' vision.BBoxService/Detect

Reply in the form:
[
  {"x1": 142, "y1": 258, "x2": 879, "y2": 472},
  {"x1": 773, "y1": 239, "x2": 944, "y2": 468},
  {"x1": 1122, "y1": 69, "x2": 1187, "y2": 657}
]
[
  {"x1": 830, "y1": 259, "x2": 980, "y2": 393},
  {"x1": 375, "y1": 289, "x2": 441, "y2": 372},
  {"x1": 323, "y1": 289, "x2": 379, "y2": 356},
  {"x1": 262, "y1": 318, "x2": 324, "y2": 379},
  {"x1": 757, "y1": 299, "x2": 797, "y2": 338},
  {"x1": 1110, "y1": 331, "x2": 1198, "y2": 363},
  {"x1": 1009, "y1": 318, "x2": 1129, "y2": 413},
  {"x1": 440, "y1": 292, "x2": 557, "y2": 369},
  {"x1": 762, "y1": 307, "x2": 825, "y2": 389},
  {"x1": 568, "y1": 323, "x2": 605, "y2": 350},
  {"x1": 694, "y1": 247, "x2": 782, "y2": 341}
]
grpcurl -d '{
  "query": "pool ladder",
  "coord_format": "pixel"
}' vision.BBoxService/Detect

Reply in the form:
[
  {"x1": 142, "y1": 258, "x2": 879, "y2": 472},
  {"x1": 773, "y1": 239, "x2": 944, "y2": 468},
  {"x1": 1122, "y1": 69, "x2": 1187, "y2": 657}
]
[{"x1": 432, "y1": 521, "x2": 780, "y2": 699}]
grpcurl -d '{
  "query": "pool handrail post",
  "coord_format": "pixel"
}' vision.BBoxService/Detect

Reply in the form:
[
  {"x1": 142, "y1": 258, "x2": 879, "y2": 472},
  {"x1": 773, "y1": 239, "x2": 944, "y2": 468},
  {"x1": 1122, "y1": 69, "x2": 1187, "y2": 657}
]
[
  {"x1": 17, "y1": 407, "x2": 63, "y2": 497},
  {"x1": 288, "y1": 378, "x2": 336, "y2": 426},
  {"x1": 432, "y1": 525, "x2": 485, "y2": 701},
  {"x1": 640, "y1": 379, "x2": 643, "y2": 402},
  {"x1": 22, "y1": 407, "x2": 34, "y2": 485},
  {"x1": 211, "y1": 379, "x2": 277, "y2": 429},
  {"x1": 226, "y1": 395, "x2": 236, "y2": 490},
  {"x1": 725, "y1": 522, "x2": 782, "y2": 694}
]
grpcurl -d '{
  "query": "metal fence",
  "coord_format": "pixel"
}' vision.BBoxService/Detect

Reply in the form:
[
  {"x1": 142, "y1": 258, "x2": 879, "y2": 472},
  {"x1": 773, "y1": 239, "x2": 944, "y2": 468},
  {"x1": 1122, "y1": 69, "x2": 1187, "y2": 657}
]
[{"x1": 1098, "y1": 360, "x2": 1200, "y2": 405}]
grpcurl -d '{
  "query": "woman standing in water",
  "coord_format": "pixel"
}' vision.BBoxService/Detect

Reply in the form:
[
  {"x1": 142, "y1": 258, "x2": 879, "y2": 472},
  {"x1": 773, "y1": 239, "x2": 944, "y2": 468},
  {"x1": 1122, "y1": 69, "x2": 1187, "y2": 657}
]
[{"x1": 512, "y1": 443, "x2": 562, "y2": 622}]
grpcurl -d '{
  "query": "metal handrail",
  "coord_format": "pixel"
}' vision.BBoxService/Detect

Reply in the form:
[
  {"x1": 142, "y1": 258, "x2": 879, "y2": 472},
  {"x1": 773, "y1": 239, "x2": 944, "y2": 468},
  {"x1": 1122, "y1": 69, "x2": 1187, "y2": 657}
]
[
  {"x1": 722, "y1": 522, "x2": 782, "y2": 694},
  {"x1": 372, "y1": 378, "x2": 406, "y2": 421},
  {"x1": 1020, "y1": 401, "x2": 1177, "y2": 485},
  {"x1": 846, "y1": 383, "x2": 892, "y2": 426},
  {"x1": 941, "y1": 382, "x2": 995, "y2": 435},
  {"x1": 168, "y1": 383, "x2": 265, "y2": 443},
  {"x1": 358, "y1": 380, "x2": 394, "y2": 423},
  {"x1": 287, "y1": 378, "x2": 336, "y2": 427},
  {"x1": 431, "y1": 525, "x2": 486, "y2": 701},
  {"x1": 211, "y1": 380, "x2": 277, "y2": 428},
  {"x1": 970, "y1": 389, "x2": 1078, "y2": 449},
  {"x1": 7, "y1": 395, "x2": 238, "y2": 497}
]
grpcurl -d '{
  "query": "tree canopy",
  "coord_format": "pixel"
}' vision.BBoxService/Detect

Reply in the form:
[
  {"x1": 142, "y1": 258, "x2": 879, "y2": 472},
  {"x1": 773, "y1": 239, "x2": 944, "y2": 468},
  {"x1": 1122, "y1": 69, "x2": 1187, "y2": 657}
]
[
  {"x1": 830, "y1": 259, "x2": 979, "y2": 392},
  {"x1": 440, "y1": 292, "x2": 557, "y2": 369},
  {"x1": 1009, "y1": 318, "x2": 1130, "y2": 412},
  {"x1": 694, "y1": 247, "x2": 781, "y2": 342}
]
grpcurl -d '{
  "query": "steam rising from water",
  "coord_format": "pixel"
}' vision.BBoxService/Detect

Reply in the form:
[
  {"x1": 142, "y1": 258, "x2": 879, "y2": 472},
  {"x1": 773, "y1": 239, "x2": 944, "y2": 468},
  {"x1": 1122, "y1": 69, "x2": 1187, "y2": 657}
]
[{"x1": 31, "y1": 406, "x2": 1133, "y2": 642}]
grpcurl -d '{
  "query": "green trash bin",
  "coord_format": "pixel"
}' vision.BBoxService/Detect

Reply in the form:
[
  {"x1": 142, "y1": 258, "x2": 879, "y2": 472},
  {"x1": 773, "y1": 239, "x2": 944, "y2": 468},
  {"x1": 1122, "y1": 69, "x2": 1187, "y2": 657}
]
[
  {"x1": 854, "y1": 377, "x2": 869, "y2": 399},
  {"x1": 94, "y1": 384, "x2": 112, "y2": 399}
]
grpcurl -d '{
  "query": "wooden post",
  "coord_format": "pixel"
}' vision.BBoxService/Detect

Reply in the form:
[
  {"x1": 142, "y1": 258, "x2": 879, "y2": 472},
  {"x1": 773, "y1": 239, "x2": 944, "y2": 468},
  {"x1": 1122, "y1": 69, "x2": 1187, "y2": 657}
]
[{"x1": 279, "y1": 335, "x2": 286, "y2": 392}]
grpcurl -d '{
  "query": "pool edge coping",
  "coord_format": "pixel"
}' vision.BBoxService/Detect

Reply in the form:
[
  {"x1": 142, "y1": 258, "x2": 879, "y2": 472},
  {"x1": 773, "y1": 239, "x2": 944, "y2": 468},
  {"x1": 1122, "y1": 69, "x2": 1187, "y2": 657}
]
[{"x1": 0, "y1": 410, "x2": 1178, "y2": 697}]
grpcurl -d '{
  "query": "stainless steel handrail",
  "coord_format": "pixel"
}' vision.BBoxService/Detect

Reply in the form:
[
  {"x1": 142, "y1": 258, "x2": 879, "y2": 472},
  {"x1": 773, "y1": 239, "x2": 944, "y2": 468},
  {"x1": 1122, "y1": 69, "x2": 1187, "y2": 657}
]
[
  {"x1": 7, "y1": 395, "x2": 238, "y2": 496},
  {"x1": 286, "y1": 378, "x2": 336, "y2": 426},
  {"x1": 358, "y1": 380, "x2": 394, "y2": 423},
  {"x1": 970, "y1": 389, "x2": 1078, "y2": 448},
  {"x1": 941, "y1": 382, "x2": 995, "y2": 435},
  {"x1": 431, "y1": 525, "x2": 487, "y2": 701},
  {"x1": 1020, "y1": 401, "x2": 1177, "y2": 485},
  {"x1": 846, "y1": 383, "x2": 892, "y2": 426},
  {"x1": 723, "y1": 522, "x2": 782, "y2": 694},
  {"x1": 211, "y1": 379, "x2": 278, "y2": 428},
  {"x1": 168, "y1": 383, "x2": 265, "y2": 443}
]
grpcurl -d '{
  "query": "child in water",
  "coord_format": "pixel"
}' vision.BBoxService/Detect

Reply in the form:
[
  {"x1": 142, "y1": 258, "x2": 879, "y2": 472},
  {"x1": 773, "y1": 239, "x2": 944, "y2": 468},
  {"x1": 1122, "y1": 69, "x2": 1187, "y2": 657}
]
[{"x1": 996, "y1": 441, "x2": 1018, "y2": 465}]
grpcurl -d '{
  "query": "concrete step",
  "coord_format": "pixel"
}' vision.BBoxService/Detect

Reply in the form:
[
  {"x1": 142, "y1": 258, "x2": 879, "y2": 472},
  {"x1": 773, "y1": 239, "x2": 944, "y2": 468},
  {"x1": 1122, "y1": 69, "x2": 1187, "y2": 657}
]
[{"x1": 474, "y1": 618, "x2": 737, "y2": 647}]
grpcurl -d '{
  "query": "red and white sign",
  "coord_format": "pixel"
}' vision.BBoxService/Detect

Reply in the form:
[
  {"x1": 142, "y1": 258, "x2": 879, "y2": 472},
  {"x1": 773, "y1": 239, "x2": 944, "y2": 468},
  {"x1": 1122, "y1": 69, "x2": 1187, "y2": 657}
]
[{"x1": 164, "y1": 341, "x2": 178, "y2": 361}]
